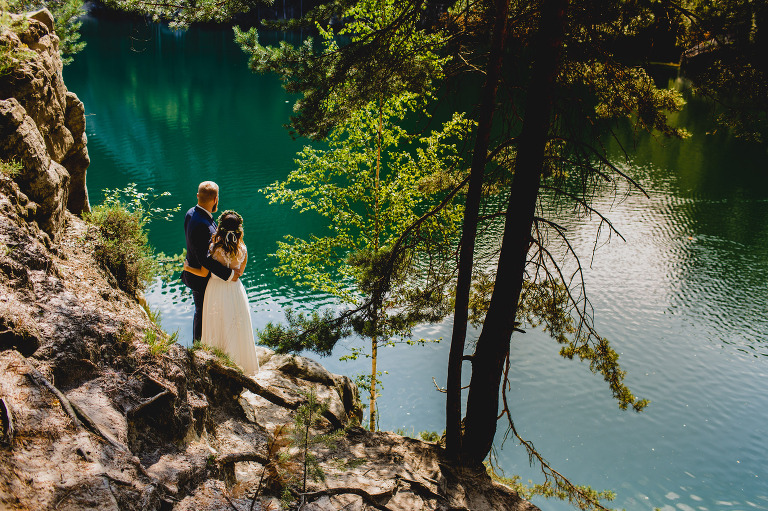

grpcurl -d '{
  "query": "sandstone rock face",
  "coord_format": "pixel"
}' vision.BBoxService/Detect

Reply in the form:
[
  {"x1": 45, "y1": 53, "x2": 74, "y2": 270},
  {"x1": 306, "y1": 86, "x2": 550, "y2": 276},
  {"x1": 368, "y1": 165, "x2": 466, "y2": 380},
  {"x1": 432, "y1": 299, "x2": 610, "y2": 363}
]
[{"x1": 0, "y1": 9, "x2": 90, "y2": 241}]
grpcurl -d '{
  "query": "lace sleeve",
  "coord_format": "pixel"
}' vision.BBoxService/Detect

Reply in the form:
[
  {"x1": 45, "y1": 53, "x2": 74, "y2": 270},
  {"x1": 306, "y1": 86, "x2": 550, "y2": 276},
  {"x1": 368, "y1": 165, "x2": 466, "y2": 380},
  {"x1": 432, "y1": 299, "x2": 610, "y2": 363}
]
[
  {"x1": 235, "y1": 243, "x2": 247, "y2": 267},
  {"x1": 211, "y1": 246, "x2": 232, "y2": 268}
]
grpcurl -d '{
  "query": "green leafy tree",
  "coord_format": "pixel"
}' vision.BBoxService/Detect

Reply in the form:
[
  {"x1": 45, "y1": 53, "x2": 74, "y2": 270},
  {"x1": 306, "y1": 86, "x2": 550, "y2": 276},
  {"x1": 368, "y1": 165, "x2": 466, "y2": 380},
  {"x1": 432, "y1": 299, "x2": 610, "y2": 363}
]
[
  {"x1": 101, "y1": 0, "x2": 269, "y2": 29},
  {"x1": 270, "y1": 388, "x2": 343, "y2": 508},
  {"x1": 234, "y1": 0, "x2": 447, "y2": 139},
  {"x1": 251, "y1": 0, "x2": 468, "y2": 432},
  {"x1": 292, "y1": 389, "x2": 334, "y2": 494},
  {"x1": 260, "y1": 91, "x2": 470, "y2": 430},
  {"x1": 676, "y1": 0, "x2": 768, "y2": 141},
  {"x1": 243, "y1": 0, "x2": 664, "y2": 483}
]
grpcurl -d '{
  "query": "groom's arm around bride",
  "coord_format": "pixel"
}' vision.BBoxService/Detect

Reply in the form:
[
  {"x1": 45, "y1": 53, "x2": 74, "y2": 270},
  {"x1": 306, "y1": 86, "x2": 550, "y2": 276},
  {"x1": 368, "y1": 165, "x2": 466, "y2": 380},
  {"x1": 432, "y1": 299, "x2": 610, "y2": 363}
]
[{"x1": 183, "y1": 208, "x2": 234, "y2": 285}]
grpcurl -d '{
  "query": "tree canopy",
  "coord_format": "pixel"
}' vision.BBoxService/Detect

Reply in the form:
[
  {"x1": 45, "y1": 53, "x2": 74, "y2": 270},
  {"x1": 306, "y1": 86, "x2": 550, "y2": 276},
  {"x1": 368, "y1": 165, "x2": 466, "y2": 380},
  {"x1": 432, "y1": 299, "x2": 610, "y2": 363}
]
[{"x1": 258, "y1": 92, "x2": 470, "y2": 429}]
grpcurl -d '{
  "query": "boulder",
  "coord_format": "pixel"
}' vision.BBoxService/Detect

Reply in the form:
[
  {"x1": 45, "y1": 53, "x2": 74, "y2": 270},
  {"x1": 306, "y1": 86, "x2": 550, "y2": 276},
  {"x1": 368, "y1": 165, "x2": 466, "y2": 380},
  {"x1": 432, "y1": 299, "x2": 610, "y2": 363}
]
[
  {"x1": 28, "y1": 9, "x2": 55, "y2": 33},
  {"x1": 262, "y1": 352, "x2": 337, "y2": 386},
  {"x1": 34, "y1": 161, "x2": 70, "y2": 235},
  {"x1": 145, "y1": 443, "x2": 212, "y2": 497},
  {"x1": 0, "y1": 98, "x2": 52, "y2": 177}
]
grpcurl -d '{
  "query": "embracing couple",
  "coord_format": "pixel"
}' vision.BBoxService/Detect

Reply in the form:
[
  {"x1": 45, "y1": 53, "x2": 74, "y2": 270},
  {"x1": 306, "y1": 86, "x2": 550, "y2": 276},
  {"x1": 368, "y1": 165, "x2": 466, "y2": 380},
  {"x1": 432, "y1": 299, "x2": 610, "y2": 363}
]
[{"x1": 180, "y1": 181, "x2": 260, "y2": 375}]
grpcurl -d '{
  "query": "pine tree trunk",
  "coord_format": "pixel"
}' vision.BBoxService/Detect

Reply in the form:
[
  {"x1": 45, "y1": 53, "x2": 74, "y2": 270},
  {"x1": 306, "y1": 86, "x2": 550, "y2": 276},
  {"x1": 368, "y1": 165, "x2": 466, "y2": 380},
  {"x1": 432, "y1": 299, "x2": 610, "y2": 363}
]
[
  {"x1": 445, "y1": 0, "x2": 511, "y2": 461},
  {"x1": 459, "y1": 0, "x2": 569, "y2": 466}
]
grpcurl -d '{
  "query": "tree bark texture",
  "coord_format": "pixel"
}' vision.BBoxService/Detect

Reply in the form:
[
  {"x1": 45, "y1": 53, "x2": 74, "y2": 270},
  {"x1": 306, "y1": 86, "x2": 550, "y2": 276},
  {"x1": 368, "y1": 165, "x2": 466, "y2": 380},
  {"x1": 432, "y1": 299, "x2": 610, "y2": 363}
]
[
  {"x1": 459, "y1": 0, "x2": 569, "y2": 466},
  {"x1": 445, "y1": 0, "x2": 512, "y2": 461}
]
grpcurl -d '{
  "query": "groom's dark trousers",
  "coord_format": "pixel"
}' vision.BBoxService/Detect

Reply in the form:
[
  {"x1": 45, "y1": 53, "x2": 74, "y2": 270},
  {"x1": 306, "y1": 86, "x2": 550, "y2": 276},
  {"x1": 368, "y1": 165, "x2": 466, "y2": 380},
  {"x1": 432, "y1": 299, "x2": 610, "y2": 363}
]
[{"x1": 181, "y1": 205, "x2": 233, "y2": 340}]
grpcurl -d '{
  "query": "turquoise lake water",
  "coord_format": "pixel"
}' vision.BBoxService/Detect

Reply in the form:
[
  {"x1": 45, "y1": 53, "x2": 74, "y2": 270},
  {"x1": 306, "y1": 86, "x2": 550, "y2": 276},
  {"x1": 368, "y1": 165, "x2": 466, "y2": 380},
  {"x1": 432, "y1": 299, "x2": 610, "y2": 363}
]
[{"x1": 64, "y1": 15, "x2": 768, "y2": 511}]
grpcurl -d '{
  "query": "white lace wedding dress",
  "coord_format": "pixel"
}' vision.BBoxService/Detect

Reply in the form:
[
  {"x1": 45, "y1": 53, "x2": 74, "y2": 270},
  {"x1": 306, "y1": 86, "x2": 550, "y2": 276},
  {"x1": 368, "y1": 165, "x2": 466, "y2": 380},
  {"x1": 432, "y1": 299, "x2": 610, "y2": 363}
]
[{"x1": 201, "y1": 243, "x2": 260, "y2": 375}]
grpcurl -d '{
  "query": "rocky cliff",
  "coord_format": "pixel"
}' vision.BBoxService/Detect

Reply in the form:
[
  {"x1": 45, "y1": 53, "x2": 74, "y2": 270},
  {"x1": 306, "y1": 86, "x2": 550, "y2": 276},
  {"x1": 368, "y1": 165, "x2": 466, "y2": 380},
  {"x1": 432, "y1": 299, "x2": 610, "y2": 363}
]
[
  {"x1": 0, "y1": 9, "x2": 90, "y2": 240},
  {"x1": 0, "y1": 11, "x2": 537, "y2": 511}
]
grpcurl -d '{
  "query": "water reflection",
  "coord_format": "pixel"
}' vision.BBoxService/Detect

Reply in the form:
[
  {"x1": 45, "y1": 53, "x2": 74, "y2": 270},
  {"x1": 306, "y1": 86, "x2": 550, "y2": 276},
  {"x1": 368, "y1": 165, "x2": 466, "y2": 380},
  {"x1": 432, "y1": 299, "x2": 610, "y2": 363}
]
[{"x1": 595, "y1": 85, "x2": 768, "y2": 356}]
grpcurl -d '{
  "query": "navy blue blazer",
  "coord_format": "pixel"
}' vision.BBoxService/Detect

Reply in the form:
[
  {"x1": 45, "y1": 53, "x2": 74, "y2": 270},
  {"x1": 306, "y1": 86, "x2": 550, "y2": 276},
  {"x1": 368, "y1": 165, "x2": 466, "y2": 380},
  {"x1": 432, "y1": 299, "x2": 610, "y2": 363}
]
[{"x1": 181, "y1": 205, "x2": 233, "y2": 293}]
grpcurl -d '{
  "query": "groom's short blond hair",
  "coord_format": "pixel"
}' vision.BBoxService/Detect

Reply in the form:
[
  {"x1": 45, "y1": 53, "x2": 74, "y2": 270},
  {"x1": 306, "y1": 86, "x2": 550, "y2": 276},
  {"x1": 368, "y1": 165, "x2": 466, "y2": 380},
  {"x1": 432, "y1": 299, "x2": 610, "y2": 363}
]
[{"x1": 197, "y1": 181, "x2": 219, "y2": 202}]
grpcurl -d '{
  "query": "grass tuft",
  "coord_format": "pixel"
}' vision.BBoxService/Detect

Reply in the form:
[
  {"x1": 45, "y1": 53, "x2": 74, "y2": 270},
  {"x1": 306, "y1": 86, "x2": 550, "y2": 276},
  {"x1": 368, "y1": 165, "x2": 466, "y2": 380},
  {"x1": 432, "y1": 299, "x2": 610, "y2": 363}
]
[
  {"x1": 143, "y1": 329, "x2": 178, "y2": 355},
  {"x1": 191, "y1": 340, "x2": 240, "y2": 371}
]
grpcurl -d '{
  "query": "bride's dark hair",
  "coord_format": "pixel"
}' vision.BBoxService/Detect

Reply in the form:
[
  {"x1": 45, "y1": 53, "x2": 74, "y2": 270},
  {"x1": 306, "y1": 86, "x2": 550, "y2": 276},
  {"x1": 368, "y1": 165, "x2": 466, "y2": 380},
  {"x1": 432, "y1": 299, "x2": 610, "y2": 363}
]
[{"x1": 211, "y1": 210, "x2": 244, "y2": 256}]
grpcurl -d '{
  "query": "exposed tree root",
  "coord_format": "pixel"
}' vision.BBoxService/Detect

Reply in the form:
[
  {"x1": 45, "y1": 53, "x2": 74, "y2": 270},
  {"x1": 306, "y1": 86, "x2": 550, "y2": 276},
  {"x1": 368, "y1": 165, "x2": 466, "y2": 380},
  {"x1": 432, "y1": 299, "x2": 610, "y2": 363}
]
[
  {"x1": 297, "y1": 484, "x2": 400, "y2": 511},
  {"x1": 207, "y1": 361, "x2": 294, "y2": 409},
  {"x1": 23, "y1": 360, "x2": 83, "y2": 430},
  {"x1": 127, "y1": 389, "x2": 172, "y2": 418},
  {"x1": 0, "y1": 397, "x2": 15, "y2": 446}
]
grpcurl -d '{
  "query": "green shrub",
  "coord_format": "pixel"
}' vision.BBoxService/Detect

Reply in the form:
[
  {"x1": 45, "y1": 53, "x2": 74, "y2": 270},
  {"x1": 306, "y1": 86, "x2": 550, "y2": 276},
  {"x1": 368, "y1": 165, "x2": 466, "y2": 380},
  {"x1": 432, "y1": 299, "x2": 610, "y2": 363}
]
[
  {"x1": 144, "y1": 329, "x2": 178, "y2": 355},
  {"x1": 0, "y1": 159, "x2": 22, "y2": 178},
  {"x1": 0, "y1": 37, "x2": 34, "y2": 77},
  {"x1": 86, "y1": 184, "x2": 178, "y2": 296},
  {"x1": 88, "y1": 202, "x2": 156, "y2": 295},
  {"x1": 392, "y1": 427, "x2": 442, "y2": 443},
  {"x1": 419, "y1": 430, "x2": 441, "y2": 442},
  {"x1": 191, "y1": 340, "x2": 239, "y2": 370},
  {"x1": 1, "y1": 4, "x2": 33, "y2": 76}
]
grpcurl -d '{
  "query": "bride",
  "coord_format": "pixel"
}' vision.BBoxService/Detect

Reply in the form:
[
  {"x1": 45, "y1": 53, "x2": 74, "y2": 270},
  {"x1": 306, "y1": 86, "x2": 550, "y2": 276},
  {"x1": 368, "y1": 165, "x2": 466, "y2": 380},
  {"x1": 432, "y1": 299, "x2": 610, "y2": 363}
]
[{"x1": 184, "y1": 210, "x2": 259, "y2": 375}]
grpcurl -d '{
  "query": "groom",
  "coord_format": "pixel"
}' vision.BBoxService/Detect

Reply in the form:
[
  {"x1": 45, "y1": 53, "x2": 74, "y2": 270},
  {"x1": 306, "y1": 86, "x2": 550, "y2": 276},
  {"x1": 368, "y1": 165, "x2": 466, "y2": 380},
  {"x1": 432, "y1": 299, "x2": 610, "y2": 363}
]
[{"x1": 181, "y1": 181, "x2": 240, "y2": 341}]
